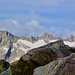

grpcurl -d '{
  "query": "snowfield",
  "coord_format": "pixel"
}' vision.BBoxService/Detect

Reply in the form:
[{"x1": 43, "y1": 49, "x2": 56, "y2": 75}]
[
  {"x1": 64, "y1": 41, "x2": 75, "y2": 47},
  {"x1": 13, "y1": 39, "x2": 47, "y2": 53},
  {"x1": 13, "y1": 39, "x2": 75, "y2": 54}
]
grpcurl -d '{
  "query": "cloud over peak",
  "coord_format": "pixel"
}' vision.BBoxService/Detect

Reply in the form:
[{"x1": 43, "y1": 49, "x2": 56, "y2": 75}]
[{"x1": 0, "y1": 19, "x2": 48, "y2": 37}]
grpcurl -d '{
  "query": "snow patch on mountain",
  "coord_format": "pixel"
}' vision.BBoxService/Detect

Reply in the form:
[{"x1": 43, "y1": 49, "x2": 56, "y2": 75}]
[
  {"x1": 13, "y1": 39, "x2": 47, "y2": 53},
  {"x1": 64, "y1": 41, "x2": 75, "y2": 47}
]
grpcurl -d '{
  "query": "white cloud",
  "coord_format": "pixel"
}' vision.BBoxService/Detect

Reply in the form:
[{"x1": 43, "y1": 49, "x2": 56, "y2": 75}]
[
  {"x1": 24, "y1": 20, "x2": 48, "y2": 36},
  {"x1": 0, "y1": 19, "x2": 48, "y2": 37}
]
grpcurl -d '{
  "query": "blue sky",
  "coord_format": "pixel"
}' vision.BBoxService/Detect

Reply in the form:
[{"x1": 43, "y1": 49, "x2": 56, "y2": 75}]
[{"x1": 0, "y1": 0, "x2": 75, "y2": 38}]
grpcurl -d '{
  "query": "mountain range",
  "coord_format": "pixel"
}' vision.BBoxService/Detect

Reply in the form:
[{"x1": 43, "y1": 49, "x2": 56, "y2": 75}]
[{"x1": 0, "y1": 31, "x2": 75, "y2": 63}]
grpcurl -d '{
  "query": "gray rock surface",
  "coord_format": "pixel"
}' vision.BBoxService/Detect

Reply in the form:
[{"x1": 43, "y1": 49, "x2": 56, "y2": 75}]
[
  {"x1": 39, "y1": 32, "x2": 60, "y2": 43},
  {"x1": 33, "y1": 53, "x2": 75, "y2": 75},
  {"x1": 0, "y1": 31, "x2": 18, "y2": 60},
  {"x1": 64, "y1": 35, "x2": 75, "y2": 42}
]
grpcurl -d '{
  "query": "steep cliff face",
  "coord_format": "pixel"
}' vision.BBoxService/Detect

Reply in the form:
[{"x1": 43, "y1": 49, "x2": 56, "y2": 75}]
[
  {"x1": 0, "y1": 60, "x2": 12, "y2": 75},
  {"x1": 33, "y1": 53, "x2": 75, "y2": 75},
  {"x1": 0, "y1": 31, "x2": 18, "y2": 60},
  {"x1": 11, "y1": 40, "x2": 72, "y2": 75}
]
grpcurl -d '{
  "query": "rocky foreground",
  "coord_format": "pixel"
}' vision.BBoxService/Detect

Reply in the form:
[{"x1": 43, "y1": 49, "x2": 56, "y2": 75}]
[
  {"x1": 0, "y1": 60, "x2": 12, "y2": 75},
  {"x1": 33, "y1": 53, "x2": 75, "y2": 75},
  {"x1": 11, "y1": 40, "x2": 74, "y2": 75}
]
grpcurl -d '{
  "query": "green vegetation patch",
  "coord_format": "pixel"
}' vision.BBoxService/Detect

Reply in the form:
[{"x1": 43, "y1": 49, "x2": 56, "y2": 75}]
[{"x1": 0, "y1": 63, "x2": 6, "y2": 73}]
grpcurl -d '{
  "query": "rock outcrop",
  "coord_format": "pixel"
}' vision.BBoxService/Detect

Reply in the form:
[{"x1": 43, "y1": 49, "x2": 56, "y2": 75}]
[
  {"x1": 0, "y1": 60, "x2": 12, "y2": 75},
  {"x1": 33, "y1": 53, "x2": 75, "y2": 75},
  {"x1": 0, "y1": 67, "x2": 12, "y2": 75},
  {"x1": 11, "y1": 40, "x2": 72, "y2": 75}
]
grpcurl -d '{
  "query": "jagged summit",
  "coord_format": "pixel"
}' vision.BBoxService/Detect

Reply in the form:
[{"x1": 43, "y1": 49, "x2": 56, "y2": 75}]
[
  {"x1": 41, "y1": 32, "x2": 50, "y2": 38},
  {"x1": 39, "y1": 32, "x2": 60, "y2": 43},
  {"x1": 64, "y1": 35, "x2": 75, "y2": 42},
  {"x1": 0, "y1": 31, "x2": 13, "y2": 35},
  {"x1": 0, "y1": 31, "x2": 18, "y2": 60},
  {"x1": 0, "y1": 31, "x2": 18, "y2": 45},
  {"x1": 41, "y1": 32, "x2": 60, "y2": 39},
  {"x1": 26, "y1": 36, "x2": 38, "y2": 43}
]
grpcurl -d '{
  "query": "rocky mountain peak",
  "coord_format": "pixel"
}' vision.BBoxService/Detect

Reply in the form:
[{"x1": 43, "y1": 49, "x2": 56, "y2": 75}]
[
  {"x1": 42, "y1": 32, "x2": 50, "y2": 37},
  {"x1": 0, "y1": 31, "x2": 18, "y2": 60},
  {"x1": 70, "y1": 35, "x2": 74, "y2": 38},
  {"x1": 64, "y1": 35, "x2": 75, "y2": 42},
  {"x1": 26, "y1": 36, "x2": 38, "y2": 43},
  {"x1": 40, "y1": 32, "x2": 60, "y2": 43},
  {"x1": 0, "y1": 31, "x2": 18, "y2": 43},
  {"x1": 41, "y1": 32, "x2": 51, "y2": 38},
  {"x1": 0, "y1": 31, "x2": 13, "y2": 36}
]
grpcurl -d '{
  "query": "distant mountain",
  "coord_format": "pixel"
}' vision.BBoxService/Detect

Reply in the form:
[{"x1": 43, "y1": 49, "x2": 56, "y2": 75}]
[
  {"x1": 20, "y1": 32, "x2": 60, "y2": 43},
  {"x1": 64, "y1": 35, "x2": 75, "y2": 42},
  {"x1": 40, "y1": 32, "x2": 60, "y2": 43},
  {"x1": 40, "y1": 32, "x2": 60, "y2": 39},
  {"x1": 0, "y1": 31, "x2": 18, "y2": 60},
  {"x1": 25, "y1": 36, "x2": 38, "y2": 43}
]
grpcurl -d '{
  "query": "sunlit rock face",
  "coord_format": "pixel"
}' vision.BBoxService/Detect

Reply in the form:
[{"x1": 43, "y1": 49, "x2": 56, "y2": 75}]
[
  {"x1": 0, "y1": 31, "x2": 18, "y2": 60},
  {"x1": 33, "y1": 53, "x2": 75, "y2": 75},
  {"x1": 39, "y1": 32, "x2": 60, "y2": 43}
]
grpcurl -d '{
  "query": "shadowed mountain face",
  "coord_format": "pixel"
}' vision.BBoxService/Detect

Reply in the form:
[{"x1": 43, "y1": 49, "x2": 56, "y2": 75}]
[{"x1": 11, "y1": 40, "x2": 72, "y2": 75}]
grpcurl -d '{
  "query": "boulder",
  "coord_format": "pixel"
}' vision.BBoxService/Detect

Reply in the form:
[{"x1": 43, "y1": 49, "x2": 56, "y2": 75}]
[{"x1": 33, "y1": 53, "x2": 75, "y2": 75}]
